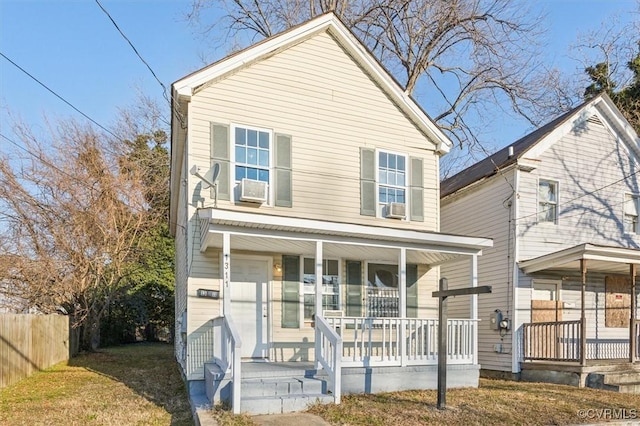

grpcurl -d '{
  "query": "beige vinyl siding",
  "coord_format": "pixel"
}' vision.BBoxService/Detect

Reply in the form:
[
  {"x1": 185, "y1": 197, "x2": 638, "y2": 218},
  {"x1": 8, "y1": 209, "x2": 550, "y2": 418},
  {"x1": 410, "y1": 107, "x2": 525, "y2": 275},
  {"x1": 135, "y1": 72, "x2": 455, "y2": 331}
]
[
  {"x1": 187, "y1": 31, "x2": 439, "y2": 231},
  {"x1": 518, "y1": 117, "x2": 640, "y2": 260},
  {"x1": 441, "y1": 171, "x2": 516, "y2": 372}
]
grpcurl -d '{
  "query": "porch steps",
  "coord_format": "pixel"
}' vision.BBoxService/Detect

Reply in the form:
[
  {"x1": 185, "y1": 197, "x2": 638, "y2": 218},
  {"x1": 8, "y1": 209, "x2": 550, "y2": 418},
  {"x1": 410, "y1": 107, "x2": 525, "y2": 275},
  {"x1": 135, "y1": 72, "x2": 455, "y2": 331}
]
[
  {"x1": 586, "y1": 367, "x2": 640, "y2": 394},
  {"x1": 205, "y1": 362, "x2": 334, "y2": 415}
]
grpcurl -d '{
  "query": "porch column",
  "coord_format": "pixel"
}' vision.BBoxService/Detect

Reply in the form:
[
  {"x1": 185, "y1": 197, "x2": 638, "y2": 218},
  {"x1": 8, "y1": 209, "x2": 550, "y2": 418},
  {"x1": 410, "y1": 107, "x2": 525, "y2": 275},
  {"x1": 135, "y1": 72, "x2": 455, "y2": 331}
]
[
  {"x1": 223, "y1": 232, "x2": 231, "y2": 316},
  {"x1": 630, "y1": 264, "x2": 637, "y2": 363},
  {"x1": 315, "y1": 240, "x2": 323, "y2": 369},
  {"x1": 399, "y1": 248, "x2": 407, "y2": 318},
  {"x1": 470, "y1": 254, "x2": 478, "y2": 365},
  {"x1": 580, "y1": 259, "x2": 587, "y2": 366},
  {"x1": 315, "y1": 240, "x2": 323, "y2": 319},
  {"x1": 398, "y1": 248, "x2": 407, "y2": 366}
]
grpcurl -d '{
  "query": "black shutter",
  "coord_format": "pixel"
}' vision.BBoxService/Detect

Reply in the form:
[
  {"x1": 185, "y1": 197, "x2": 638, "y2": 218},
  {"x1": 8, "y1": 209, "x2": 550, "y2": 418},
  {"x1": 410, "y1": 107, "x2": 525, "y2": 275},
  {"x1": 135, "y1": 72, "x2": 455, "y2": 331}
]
[
  {"x1": 407, "y1": 264, "x2": 418, "y2": 318},
  {"x1": 274, "y1": 134, "x2": 292, "y2": 207},
  {"x1": 346, "y1": 260, "x2": 363, "y2": 317},
  {"x1": 360, "y1": 148, "x2": 376, "y2": 216},
  {"x1": 409, "y1": 156, "x2": 424, "y2": 221},
  {"x1": 282, "y1": 255, "x2": 300, "y2": 328},
  {"x1": 211, "y1": 123, "x2": 230, "y2": 200}
]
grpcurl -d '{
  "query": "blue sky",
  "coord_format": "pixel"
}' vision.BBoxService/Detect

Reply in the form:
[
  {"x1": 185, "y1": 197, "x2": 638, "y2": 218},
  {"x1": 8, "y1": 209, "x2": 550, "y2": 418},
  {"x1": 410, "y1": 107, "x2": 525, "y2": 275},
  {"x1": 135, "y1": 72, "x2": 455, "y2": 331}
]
[{"x1": 0, "y1": 0, "x2": 637, "y2": 155}]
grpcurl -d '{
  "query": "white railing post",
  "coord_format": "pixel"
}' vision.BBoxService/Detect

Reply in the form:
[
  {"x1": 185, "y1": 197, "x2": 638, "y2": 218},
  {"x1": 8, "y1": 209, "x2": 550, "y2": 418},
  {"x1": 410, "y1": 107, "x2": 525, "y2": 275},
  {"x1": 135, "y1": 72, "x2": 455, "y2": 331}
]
[{"x1": 315, "y1": 315, "x2": 342, "y2": 404}]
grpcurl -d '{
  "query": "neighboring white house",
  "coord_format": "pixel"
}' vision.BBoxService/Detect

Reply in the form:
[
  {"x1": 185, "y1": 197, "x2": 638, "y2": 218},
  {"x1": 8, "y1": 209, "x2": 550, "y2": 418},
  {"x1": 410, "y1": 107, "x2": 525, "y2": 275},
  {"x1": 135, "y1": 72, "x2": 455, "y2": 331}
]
[
  {"x1": 441, "y1": 93, "x2": 640, "y2": 388},
  {"x1": 170, "y1": 12, "x2": 492, "y2": 415}
]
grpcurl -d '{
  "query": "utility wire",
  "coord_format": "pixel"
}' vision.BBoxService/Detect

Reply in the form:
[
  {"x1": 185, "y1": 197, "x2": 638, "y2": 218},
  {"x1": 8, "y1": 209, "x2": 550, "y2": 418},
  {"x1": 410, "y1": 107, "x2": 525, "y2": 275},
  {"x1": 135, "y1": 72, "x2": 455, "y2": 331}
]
[
  {"x1": 0, "y1": 52, "x2": 119, "y2": 140},
  {"x1": 93, "y1": 0, "x2": 186, "y2": 128},
  {"x1": 515, "y1": 167, "x2": 640, "y2": 222}
]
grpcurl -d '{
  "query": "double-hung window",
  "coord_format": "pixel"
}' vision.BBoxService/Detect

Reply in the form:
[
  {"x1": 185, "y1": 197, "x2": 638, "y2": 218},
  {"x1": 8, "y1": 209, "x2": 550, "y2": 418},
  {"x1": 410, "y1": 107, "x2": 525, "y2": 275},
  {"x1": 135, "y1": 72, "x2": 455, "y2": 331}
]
[
  {"x1": 538, "y1": 179, "x2": 558, "y2": 223},
  {"x1": 234, "y1": 126, "x2": 271, "y2": 184},
  {"x1": 378, "y1": 151, "x2": 406, "y2": 214},
  {"x1": 625, "y1": 194, "x2": 640, "y2": 234},
  {"x1": 302, "y1": 258, "x2": 340, "y2": 321}
]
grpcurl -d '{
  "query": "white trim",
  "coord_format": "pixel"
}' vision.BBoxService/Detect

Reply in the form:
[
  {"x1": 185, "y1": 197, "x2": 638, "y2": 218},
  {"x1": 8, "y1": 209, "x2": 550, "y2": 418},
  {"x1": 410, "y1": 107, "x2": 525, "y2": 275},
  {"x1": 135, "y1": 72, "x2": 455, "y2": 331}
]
[
  {"x1": 171, "y1": 13, "x2": 451, "y2": 154},
  {"x1": 376, "y1": 149, "x2": 409, "y2": 220},
  {"x1": 532, "y1": 279, "x2": 562, "y2": 301},
  {"x1": 537, "y1": 178, "x2": 559, "y2": 225},
  {"x1": 198, "y1": 208, "x2": 492, "y2": 251},
  {"x1": 519, "y1": 243, "x2": 640, "y2": 274},
  {"x1": 230, "y1": 123, "x2": 274, "y2": 206},
  {"x1": 511, "y1": 168, "x2": 521, "y2": 374},
  {"x1": 229, "y1": 254, "x2": 273, "y2": 359}
]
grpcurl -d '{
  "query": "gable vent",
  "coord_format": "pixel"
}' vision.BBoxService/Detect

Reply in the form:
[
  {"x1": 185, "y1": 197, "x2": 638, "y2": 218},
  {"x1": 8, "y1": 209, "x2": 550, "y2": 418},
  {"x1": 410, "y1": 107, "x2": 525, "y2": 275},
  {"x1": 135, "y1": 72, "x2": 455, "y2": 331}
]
[{"x1": 587, "y1": 115, "x2": 604, "y2": 127}]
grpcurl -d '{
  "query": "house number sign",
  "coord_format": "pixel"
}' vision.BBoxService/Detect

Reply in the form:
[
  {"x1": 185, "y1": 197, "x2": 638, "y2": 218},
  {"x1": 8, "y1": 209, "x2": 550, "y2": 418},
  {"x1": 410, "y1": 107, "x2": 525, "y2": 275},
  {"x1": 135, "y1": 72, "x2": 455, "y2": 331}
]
[{"x1": 223, "y1": 253, "x2": 230, "y2": 290}]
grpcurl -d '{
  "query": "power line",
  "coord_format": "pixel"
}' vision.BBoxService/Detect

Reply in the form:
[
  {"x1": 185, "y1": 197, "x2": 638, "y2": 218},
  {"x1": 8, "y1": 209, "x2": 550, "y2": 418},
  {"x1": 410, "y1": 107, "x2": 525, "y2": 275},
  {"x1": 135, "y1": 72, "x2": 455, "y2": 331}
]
[
  {"x1": 515, "y1": 167, "x2": 640, "y2": 222},
  {"x1": 0, "y1": 52, "x2": 119, "y2": 140},
  {"x1": 93, "y1": 0, "x2": 186, "y2": 128}
]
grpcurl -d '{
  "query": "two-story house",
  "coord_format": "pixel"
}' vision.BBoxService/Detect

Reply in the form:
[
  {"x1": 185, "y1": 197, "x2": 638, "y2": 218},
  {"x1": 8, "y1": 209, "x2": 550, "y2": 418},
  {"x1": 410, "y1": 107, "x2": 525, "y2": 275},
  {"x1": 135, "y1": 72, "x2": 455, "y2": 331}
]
[
  {"x1": 441, "y1": 93, "x2": 640, "y2": 391},
  {"x1": 170, "y1": 13, "x2": 492, "y2": 415}
]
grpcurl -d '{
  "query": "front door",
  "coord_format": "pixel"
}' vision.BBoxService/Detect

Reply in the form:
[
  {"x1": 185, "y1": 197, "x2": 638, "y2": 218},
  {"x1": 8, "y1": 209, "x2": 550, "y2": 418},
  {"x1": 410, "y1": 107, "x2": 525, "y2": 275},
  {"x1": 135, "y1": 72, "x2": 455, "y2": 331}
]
[{"x1": 230, "y1": 258, "x2": 269, "y2": 359}]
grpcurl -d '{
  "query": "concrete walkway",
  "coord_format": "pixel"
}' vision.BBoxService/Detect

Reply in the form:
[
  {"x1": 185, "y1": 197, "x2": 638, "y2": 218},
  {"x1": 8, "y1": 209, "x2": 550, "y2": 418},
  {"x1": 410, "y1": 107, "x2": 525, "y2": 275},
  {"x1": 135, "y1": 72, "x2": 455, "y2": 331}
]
[{"x1": 252, "y1": 413, "x2": 331, "y2": 426}]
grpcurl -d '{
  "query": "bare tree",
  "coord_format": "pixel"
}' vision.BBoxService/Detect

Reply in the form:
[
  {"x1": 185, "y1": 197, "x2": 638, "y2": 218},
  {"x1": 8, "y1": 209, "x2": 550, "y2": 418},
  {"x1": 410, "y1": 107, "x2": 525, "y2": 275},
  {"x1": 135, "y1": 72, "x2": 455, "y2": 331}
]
[
  {"x1": 188, "y1": 0, "x2": 564, "y2": 155},
  {"x1": 0, "y1": 118, "x2": 161, "y2": 350}
]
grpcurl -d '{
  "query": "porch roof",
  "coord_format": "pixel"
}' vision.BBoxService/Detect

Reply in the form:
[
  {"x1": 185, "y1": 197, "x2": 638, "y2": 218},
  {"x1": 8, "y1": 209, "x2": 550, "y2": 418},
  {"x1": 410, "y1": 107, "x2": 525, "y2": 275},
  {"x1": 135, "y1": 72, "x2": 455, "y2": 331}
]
[
  {"x1": 519, "y1": 243, "x2": 640, "y2": 275},
  {"x1": 198, "y1": 208, "x2": 492, "y2": 266}
]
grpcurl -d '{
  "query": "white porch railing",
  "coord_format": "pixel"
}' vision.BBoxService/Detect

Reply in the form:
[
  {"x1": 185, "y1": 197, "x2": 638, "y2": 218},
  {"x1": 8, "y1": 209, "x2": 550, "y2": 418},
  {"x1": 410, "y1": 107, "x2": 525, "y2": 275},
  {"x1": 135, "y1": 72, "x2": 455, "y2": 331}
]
[
  {"x1": 315, "y1": 315, "x2": 343, "y2": 404},
  {"x1": 325, "y1": 317, "x2": 478, "y2": 367},
  {"x1": 212, "y1": 315, "x2": 242, "y2": 414}
]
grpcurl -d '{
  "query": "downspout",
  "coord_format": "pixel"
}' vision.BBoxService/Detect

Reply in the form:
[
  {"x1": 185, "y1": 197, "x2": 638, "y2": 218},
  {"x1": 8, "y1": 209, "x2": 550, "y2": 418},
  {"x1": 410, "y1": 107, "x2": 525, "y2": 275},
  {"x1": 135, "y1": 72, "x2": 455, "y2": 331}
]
[{"x1": 511, "y1": 167, "x2": 521, "y2": 374}]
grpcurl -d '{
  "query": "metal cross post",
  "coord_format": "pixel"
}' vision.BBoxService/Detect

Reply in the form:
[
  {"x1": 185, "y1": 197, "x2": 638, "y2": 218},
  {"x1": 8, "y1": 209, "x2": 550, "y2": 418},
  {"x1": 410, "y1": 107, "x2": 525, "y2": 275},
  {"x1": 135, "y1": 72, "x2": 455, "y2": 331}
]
[{"x1": 432, "y1": 278, "x2": 492, "y2": 410}]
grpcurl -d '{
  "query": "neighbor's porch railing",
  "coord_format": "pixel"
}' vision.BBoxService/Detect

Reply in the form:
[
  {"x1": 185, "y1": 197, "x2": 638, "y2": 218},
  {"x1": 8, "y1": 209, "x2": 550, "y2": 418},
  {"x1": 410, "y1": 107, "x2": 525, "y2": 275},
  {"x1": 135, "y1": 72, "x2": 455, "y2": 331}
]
[
  {"x1": 523, "y1": 320, "x2": 640, "y2": 362},
  {"x1": 325, "y1": 317, "x2": 478, "y2": 367},
  {"x1": 314, "y1": 315, "x2": 343, "y2": 404},
  {"x1": 212, "y1": 314, "x2": 242, "y2": 414},
  {"x1": 523, "y1": 320, "x2": 582, "y2": 362}
]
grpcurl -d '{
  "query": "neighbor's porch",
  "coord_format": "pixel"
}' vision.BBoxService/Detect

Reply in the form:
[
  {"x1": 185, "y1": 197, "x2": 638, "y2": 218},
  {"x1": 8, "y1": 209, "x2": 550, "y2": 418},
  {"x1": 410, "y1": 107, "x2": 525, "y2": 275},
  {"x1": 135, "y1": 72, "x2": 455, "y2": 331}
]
[
  {"x1": 518, "y1": 244, "x2": 640, "y2": 382},
  {"x1": 198, "y1": 208, "x2": 492, "y2": 412}
]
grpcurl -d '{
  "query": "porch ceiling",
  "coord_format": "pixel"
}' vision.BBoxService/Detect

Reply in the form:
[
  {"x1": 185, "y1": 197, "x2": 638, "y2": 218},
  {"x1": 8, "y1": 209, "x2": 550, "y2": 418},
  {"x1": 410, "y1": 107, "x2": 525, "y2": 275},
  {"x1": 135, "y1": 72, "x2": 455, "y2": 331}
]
[
  {"x1": 199, "y1": 208, "x2": 492, "y2": 266},
  {"x1": 519, "y1": 243, "x2": 640, "y2": 275}
]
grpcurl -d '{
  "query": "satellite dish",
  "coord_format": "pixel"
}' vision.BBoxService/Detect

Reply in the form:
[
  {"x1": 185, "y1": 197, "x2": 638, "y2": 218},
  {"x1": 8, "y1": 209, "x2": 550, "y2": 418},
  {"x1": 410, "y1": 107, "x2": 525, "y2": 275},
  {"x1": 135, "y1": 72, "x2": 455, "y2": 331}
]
[{"x1": 189, "y1": 164, "x2": 219, "y2": 189}]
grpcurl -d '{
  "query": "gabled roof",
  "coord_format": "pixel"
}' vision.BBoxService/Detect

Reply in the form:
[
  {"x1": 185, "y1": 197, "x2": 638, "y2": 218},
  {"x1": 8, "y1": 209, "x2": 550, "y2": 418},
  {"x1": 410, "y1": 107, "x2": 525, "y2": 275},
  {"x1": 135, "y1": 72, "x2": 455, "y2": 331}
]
[
  {"x1": 441, "y1": 93, "x2": 640, "y2": 197},
  {"x1": 171, "y1": 12, "x2": 451, "y2": 154}
]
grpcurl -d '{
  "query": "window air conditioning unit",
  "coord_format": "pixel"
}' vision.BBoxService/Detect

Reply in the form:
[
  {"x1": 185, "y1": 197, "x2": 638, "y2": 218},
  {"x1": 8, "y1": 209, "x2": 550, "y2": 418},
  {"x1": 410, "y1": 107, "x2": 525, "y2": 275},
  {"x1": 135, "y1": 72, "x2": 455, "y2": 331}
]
[
  {"x1": 240, "y1": 178, "x2": 268, "y2": 203},
  {"x1": 386, "y1": 202, "x2": 406, "y2": 219}
]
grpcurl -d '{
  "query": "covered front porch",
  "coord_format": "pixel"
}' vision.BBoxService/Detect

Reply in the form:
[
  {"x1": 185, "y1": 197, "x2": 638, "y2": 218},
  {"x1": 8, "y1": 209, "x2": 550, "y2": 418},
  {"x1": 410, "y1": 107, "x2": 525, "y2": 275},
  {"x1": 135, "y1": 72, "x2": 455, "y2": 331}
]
[
  {"x1": 197, "y1": 208, "x2": 492, "y2": 413},
  {"x1": 518, "y1": 244, "x2": 640, "y2": 388}
]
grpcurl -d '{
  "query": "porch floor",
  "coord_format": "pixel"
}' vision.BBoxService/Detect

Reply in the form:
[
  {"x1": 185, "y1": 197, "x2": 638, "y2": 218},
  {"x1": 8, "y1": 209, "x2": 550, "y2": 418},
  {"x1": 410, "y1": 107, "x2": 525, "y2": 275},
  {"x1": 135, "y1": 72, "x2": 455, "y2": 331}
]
[{"x1": 520, "y1": 359, "x2": 640, "y2": 390}]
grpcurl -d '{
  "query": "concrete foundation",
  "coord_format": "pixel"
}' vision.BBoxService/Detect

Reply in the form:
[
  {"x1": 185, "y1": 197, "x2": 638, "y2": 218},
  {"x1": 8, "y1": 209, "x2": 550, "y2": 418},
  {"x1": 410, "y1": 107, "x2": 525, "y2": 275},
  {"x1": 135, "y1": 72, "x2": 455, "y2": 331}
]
[{"x1": 340, "y1": 364, "x2": 480, "y2": 394}]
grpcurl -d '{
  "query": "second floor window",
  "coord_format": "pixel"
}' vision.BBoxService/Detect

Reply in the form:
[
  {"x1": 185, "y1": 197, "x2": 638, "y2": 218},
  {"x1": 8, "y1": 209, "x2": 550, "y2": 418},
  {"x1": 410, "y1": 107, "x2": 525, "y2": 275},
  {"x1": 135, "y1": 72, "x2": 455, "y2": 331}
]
[
  {"x1": 625, "y1": 194, "x2": 640, "y2": 234},
  {"x1": 379, "y1": 151, "x2": 406, "y2": 206},
  {"x1": 234, "y1": 126, "x2": 270, "y2": 183},
  {"x1": 538, "y1": 179, "x2": 558, "y2": 223}
]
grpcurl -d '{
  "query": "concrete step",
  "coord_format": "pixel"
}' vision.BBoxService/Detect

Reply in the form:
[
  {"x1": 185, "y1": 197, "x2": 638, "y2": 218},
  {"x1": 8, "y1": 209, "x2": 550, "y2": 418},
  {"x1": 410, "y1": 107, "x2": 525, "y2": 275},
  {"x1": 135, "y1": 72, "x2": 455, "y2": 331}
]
[
  {"x1": 587, "y1": 371, "x2": 640, "y2": 394},
  {"x1": 241, "y1": 377, "x2": 326, "y2": 397},
  {"x1": 240, "y1": 394, "x2": 334, "y2": 415}
]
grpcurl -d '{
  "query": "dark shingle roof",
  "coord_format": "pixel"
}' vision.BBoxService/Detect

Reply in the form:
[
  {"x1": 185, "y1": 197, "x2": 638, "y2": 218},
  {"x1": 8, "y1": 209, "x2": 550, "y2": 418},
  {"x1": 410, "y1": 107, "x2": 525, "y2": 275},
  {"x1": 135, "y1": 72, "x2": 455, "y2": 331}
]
[{"x1": 440, "y1": 102, "x2": 588, "y2": 197}]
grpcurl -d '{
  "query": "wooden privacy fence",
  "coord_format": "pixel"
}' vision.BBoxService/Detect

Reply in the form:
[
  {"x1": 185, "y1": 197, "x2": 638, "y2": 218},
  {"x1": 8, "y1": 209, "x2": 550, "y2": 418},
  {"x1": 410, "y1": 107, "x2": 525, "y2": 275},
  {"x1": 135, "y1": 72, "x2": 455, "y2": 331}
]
[{"x1": 0, "y1": 314, "x2": 70, "y2": 388}]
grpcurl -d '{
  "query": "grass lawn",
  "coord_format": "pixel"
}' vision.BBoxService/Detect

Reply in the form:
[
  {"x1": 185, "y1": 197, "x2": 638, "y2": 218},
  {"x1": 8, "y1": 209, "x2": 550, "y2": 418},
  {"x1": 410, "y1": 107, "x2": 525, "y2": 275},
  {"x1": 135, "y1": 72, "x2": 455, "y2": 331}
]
[
  {"x1": 211, "y1": 378, "x2": 640, "y2": 426},
  {"x1": 0, "y1": 342, "x2": 192, "y2": 426}
]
